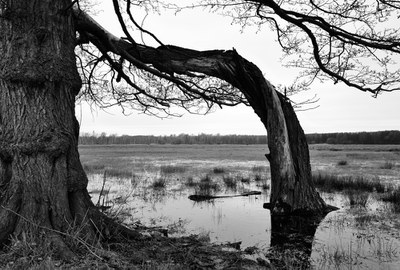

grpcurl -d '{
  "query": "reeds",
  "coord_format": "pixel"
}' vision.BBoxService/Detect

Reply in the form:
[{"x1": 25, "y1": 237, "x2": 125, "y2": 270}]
[
  {"x1": 312, "y1": 173, "x2": 385, "y2": 193},
  {"x1": 213, "y1": 167, "x2": 226, "y2": 174},
  {"x1": 337, "y1": 160, "x2": 348, "y2": 166},
  {"x1": 380, "y1": 161, "x2": 395, "y2": 169},
  {"x1": 160, "y1": 165, "x2": 186, "y2": 174},
  {"x1": 195, "y1": 175, "x2": 219, "y2": 196},
  {"x1": 223, "y1": 175, "x2": 237, "y2": 190},
  {"x1": 380, "y1": 186, "x2": 400, "y2": 212},
  {"x1": 346, "y1": 191, "x2": 369, "y2": 207},
  {"x1": 152, "y1": 177, "x2": 167, "y2": 189}
]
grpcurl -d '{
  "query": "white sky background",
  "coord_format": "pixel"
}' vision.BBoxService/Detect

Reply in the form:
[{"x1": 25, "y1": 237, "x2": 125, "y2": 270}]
[{"x1": 77, "y1": 2, "x2": 400, "y2": 136}]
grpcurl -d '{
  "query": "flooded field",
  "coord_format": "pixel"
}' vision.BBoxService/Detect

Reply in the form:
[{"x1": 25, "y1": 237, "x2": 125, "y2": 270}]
[{"x1": 79, "y1": 144, "x2": 400, "y2": 269}]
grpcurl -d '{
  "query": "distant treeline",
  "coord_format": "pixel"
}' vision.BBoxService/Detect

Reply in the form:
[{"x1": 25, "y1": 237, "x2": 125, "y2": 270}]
[
  {"x1": 307, "y1": 130, "x2": 400, "y2": 144},
  {"x1": 79, "y1": 133, "x2": 267, "y2": 145},
  {"x1": 79, "y1": 130, "x2": 400, "y2": 145}
]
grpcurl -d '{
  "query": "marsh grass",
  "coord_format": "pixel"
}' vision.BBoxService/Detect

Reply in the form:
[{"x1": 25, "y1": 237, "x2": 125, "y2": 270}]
[
  {"x1": 82, "y1": 163, "x2": 106, "y2": 173},
  {"x1": 212, "y1": 167, "x2": 226, "y2": 174},
  {"x1": 317, "y1": 245, "x2": 356, "y2": 269},
  {"x1": 160, "y1": 165, "x2": 186, "y2": 174},
  {"x1": 337, "y1": 160, "x2": 348, "y2": 166},
  {"x1": 223, "y1": 175, "x2": 237, "y2": 190},
  {"x1": 195, "y1": 175, "x2": 219, "y2": 196},
  {"x1": 380, "y1": 187, "x2": 400, "y2": 212},
  {"x1": 239, "y1": 176, "x2": 251, "y2": 184},
  {"x1": 267, "y1": 248, "x2": 311, "y2": 270},
  {"x1": 262, "y1": 183, "x2": 270, "y2": 190},
  {"x1": 354, "y1": 213, "x2": 377, "y2": 227},
  {"x1": 313, "y1": 173, "x2": 385, "y2": 193},
  {"x1": 185, "y1": 176, "x2": 196, "y2": 187},
  {"x1": 252, "y1": 165, "x2": 265, "y2": 173},
  {"x1": 0, "y1": 233, "x2": 57, "y2": 270},
  {"x1": 254, "y1": 174, "x2": 261, "y2": 182},
  {"x1": 346, "y1": 191, "x2": 369, "y2": 207},
  {"x1": 83, "y1": 163, "x2": 136, "y2": 179},
  {"x1": 152, "y1": 177, "x2": 167, "y2": 189},
  {"x1": 105, "y1": 168, "x2": 134, "y2": 179},
  {"x1": 371, "y1": 237, "x2": 398, "y2": 260},
  {"x1": 380, "y1": 161, "x2": 395, "y2": 169}
]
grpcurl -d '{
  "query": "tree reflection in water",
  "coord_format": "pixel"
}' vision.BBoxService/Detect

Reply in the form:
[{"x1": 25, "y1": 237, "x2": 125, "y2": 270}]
[{"x1": 268, "y1": 214, "x2": 328, "y2": 269}]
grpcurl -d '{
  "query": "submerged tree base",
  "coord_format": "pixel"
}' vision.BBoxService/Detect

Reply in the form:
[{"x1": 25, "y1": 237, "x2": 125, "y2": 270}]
[{"x1": 263, "y1": 202, "x2": 339, "y2": 217}]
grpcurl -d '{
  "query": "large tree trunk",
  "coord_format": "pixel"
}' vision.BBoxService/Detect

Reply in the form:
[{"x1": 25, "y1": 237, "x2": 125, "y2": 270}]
[{"x1": 0, "y1": 0, "x2": 137, "y2": 259}]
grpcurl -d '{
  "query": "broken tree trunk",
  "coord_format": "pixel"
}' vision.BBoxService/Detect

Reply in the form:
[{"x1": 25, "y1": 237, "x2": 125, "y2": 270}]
[{"x1": 75, "y1": 10, "x2": 335, "y2": 217}]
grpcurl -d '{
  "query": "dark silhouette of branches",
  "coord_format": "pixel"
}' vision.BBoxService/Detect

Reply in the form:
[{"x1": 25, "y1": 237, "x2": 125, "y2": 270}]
[
  {"x1": 177, "y1": 0, "x2": 400, "y2": 95},
  {"x1": 74, "y1": 2, "x2": 248, "y2": 117}
]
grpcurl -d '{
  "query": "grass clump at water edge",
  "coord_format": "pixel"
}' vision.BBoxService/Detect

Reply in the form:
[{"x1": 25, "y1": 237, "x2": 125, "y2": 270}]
[
  {"x1": 337, "y1": 160, "x2": 348, "y2": 166},
  {"x1": 195, "y1": 175, "x2": 220, "y2": 196},
  {"x1": 160, "y1": 164, "x2": 186, "y2": 174},
  {"x1": 223, "y1": 175, "x2": 237, "y2": 190},
  {"x1": 380, "y1": 186, "x2": 400, "y2": 212},
  {"x1": 312, "y1": 173, "x2": 385, "y2": 193},
  {"x1": 212, "y1": 167, "x2": 226, "y2": 174},
  {"x1": 346, "y1": 190, "x2": 369, "y2": 208},
  {"x1": 380, "y1": 161, "x2": 395, "y2": 170},
  {"x1": 152, "y1": 177, "x2": 167, "y2": 189}
]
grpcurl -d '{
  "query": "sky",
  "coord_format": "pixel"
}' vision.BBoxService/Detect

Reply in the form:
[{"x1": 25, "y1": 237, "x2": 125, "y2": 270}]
[{"x1": 77, "y1": 2, "x2": 400, "y2": 136}]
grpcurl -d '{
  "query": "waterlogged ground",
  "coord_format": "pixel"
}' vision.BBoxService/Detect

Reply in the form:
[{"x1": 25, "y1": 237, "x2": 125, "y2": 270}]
[{"x1": 80, "y1": 144, "x2": 400, "y2": 269}]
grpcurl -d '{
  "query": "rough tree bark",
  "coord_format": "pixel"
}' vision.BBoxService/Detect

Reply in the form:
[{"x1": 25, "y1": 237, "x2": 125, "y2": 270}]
[
  {"x1": 75, "y1": 11, "x2": 334, "y2": 216},
  {"x1": 0, "y1": 0, "x2": 138, "y2": 259}
]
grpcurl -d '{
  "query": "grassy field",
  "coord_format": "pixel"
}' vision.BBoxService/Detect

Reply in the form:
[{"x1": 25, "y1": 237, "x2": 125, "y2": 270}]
[
  {"x1": 79, "y1": 143, "x2": 400, "y2": 185},
  {"x1": 77, "y1": 143, "x2": 400, "y2": 269}
]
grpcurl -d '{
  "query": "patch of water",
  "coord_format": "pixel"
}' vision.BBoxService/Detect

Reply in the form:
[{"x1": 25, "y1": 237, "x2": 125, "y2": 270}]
[
  {"x1": 88, "y1": 174, "x2": 400, "y2": 269},
  {"x1": 129, "y1": 194, "x2": 271, "y2": 248}
]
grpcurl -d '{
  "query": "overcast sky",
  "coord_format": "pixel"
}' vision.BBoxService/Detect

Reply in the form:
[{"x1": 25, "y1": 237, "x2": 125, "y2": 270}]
[{"x1": 77, "y1": 2, "x2": 400, "y2": 136}]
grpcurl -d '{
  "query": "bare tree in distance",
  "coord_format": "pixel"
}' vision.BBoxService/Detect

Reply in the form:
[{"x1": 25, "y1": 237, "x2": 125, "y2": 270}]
[{"x1": 174, "y1": 0, "x2": 400, "y2": 96}]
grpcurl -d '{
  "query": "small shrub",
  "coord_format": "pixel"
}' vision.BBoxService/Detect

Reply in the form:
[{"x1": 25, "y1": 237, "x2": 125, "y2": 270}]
[
  {"x1": 262, "y1": 183, "x2": 270, "y2": 190},
  {"x1": 130, "y1": 174, "x2": 138, "y2": 188},
  {"x1": 213, "y1": 167, "x2": 226, "y2": 174},
  {"x1": 160, "y1": 165, "x2": 186, "y2": 174},
  {"x1": 185, "y1": 176, "x2": 196, "y2": 187},
  {"x1": 200, "y1": 174, "x2": 212, "y2": 183},
  {"x1": 381, "y1": 187, "x2": 400, "y2": 212},
  {"x1": 354, "y1": 214, "x2": 377, "y2": 227},
  {"x1": 337, "y1": 160, "x2": 348, "y2": 166},
  {"x1": 254, "y1": 173, "x2": 263, "y2": 182},
  {"x1": 223, "y1": 175, "x2": 237, "y2": 190},
  {"x1": 152, "y1": 177, "x2": 167, "y2": 189},
  {"x1": 196, "y1": 180, "x2": 220, "y2": 196},
  {"x1": 346, "y1": 191, "x2": 369, "y2": 207},
  {"x1": 240, "y1": 176, "x2": 250, "y2": 184}
]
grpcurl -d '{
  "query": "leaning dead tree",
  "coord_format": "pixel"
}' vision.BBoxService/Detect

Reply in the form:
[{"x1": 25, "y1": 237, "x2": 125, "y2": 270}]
[{"x1": 74, "y1": 2, "x2": 331, "y2": 216}]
